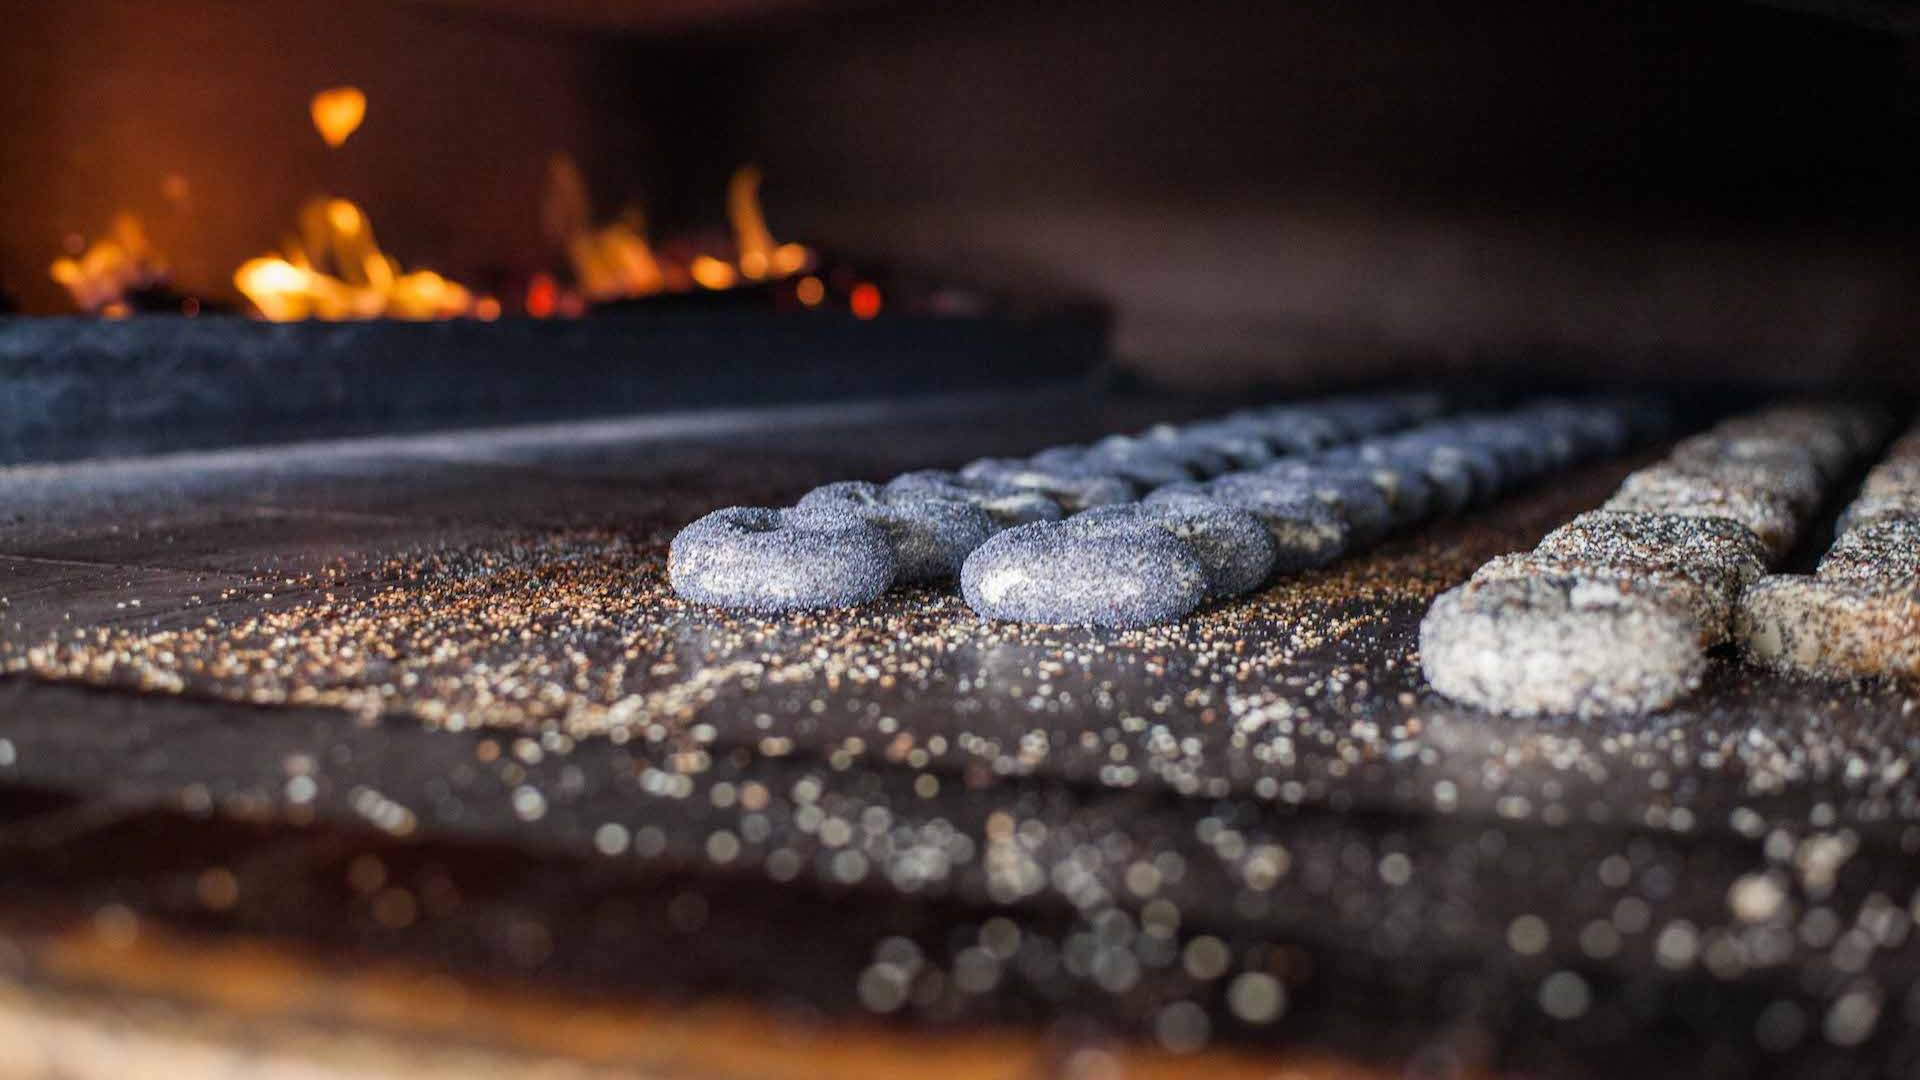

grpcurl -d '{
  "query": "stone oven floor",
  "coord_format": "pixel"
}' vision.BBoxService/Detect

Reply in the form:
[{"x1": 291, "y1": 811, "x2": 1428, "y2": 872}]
[{"x1": 0, "y1": 392, "x2": 1912, "y2": 1078}]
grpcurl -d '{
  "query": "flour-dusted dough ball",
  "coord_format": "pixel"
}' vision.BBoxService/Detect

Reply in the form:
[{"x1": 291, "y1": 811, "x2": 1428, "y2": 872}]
[
  {"x1": 1078, "y1": 497, "x2": 1276, "y2": 599},
  {"x1": 1420, "y1": 572, "x2": 1706, "y2": 718},
  {"x1": 1736, "y1": 576, "x2": 1920, "y2": 681},
  {"x1": 1604, "y1": 465, "x2": 1802, "y2": 560},
  {"x1": 1471, "y1": 552, "x2": 1725, "y2": 646},
  {"x1": 796, "y1": 482, "x2": 996, "y2": 583},
  {"x1": 1816, "y1": 517, "x2": 1920, "y2": 588},
  {"x1": 670, "y1": 505, "x2": 896, "y2": 612},
  {"x1": 883, "y1": 471, "x2": 1065, "y2": 530},
  {"x1": 960, "y1": 519, "x2": 1208, "y2": 628}
]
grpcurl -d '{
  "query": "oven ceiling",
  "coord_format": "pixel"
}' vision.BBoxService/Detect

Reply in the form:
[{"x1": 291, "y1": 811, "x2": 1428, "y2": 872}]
[
  {"x1": 410, "y1": 0, "x2": 849, "y2": 33},
  {"x1": 412, "y1": 0, "x2": 1918, "y2": 35},
  {"x1": 1754, "y1": 0, "x2": 1920, "y2": 33}
]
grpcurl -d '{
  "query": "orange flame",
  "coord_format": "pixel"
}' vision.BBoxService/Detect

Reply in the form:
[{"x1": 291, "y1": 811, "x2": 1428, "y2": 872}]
[
  {"x1": 234, "y1": 196, "x2": 472, "y2": 321},
  {"x1": 528, "y1": 159, "x2": 815, "y2": 311},
  {"x1": 728, "y1": 166, "x2": 811, "y2": 281},
  {"x1": 50, "y1": 213, "x2": 169, "y2": 315},
  {"x1": 310, "y1": 87, "x2": 367, "y2": 149},
  {"x1": 727, "y1": 166, "x2": 775, "y2": 280},
  {"x1": 542, "y1": 155, "x2": 665, "y2": 302}
]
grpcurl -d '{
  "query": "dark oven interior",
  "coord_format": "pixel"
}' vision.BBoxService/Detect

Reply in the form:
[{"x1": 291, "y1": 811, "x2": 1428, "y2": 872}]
[
  {"x1": 4, "y1": 0, "x2": 1917, "y2": 390},
  {"x1": 1, "y1": 3, "x2": 1919, "y2": 1078}
]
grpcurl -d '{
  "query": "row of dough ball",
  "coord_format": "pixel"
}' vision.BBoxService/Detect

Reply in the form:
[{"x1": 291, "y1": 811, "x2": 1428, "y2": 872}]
[
  {"x1": 668, "y1": 393, "x2": 1446, "y2": 613},
  {"x1": 1420, "y1": 403, "x2": 1889, "y2": 718},
  {"x1": 961, "y1": 400, "x2": 1660, "y2": 627},
  {"x1": 1737, "y1": 420, "x2": 1920, "y2": 681}
]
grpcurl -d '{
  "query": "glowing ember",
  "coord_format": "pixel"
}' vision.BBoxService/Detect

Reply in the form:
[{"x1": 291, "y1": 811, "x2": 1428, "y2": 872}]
[
  {"x1": 689, "y1": 255, "x2": 738, "y2": 291},
  {"x1": 771, "y1": 242, "x2": 809, "y2": 277},
  {"x1": 525, "y1": 273, "x2": 559, "y2": 319},
  {"x1": 49, "y1": 213, "x2": 170, "y2": 316},
  {"x1": 234, "y1": 196, "x2": 473, "y2": 321},
  {"x1": 310, "y1": 86, "x2": 367, "y2": 149}
]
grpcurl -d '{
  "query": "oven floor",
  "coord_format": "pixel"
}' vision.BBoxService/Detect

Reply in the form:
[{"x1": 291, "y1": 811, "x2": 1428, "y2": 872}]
[{"x1": 0, "y1": 394, "x2": 1912, "y2": 1078}]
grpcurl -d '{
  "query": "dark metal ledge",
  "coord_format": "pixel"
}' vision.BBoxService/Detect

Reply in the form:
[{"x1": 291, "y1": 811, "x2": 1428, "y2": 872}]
[{"x1": 0, "y1": 312, "x2": 1107, "y2": 464}]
